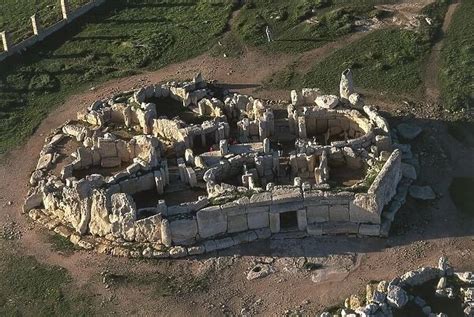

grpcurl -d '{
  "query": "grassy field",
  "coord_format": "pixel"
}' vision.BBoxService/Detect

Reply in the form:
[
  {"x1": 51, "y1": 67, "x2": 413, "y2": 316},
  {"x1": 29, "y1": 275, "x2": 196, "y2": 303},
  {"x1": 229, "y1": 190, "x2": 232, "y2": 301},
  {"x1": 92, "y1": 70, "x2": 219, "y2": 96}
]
[
  {"x1": 0, "y1": 0, "x2": 234, "y2": 155},
  {"x1": 0, "y1": 0, "x2": 92, "y2": 45},
  {"x1": 439, "y1": 0, "x2": 474, "y2": 110},
  {"x1": 265, "y1": 0, "x2": 450, "y2": 97},
  {"x1": 233, "y1": 0, "x2": 397, "y2": 53},
  {"x1": 0, "y1": 242, "x2": 96, "y2": 316}
]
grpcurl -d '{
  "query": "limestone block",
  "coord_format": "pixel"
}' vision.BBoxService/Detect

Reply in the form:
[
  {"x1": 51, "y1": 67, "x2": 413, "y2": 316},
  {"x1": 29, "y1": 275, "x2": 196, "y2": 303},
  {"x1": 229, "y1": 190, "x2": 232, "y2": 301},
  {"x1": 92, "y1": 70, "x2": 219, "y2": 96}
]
[
  {"x1": 349, "y1": 199, "x2": 381, "y2": 224},
  {"x1": 36, "y1": 153, "x2": 53, "y2": 170},
  {"x1": 134, "y1": 214, "x2": 162, "y2": 243},
  {"x1": 249, "y1": 191, "x2": 272, "y2": 206},
  {"x1": 228, "y1": 214, "x2": 248, "y2": 233},
  {"x1": 322, "y1": 222, "x2": 359, "y2": 235},
  {"x1": 161, "y1": 219, "x2": 172, "y2": 247},
  {"x1": 214, "y1": 237, "x2": 235, "y2": 250},
  {"x1": 340, "y1": 69, "x2": 354, "y2": 101},
  {"x1": 247, "y1": 212, "x2": 269, "y2": 230},
  {"x1": 101, "y1": 157, "x2": 121, "y2": 168},
  {"x1": 186, "y1": 167, "x2": 197, "y2": 187},
  {"x1": 197, "y1": 206, "x2": 227, "y2": 238},
  {"x1": 307, "y1": 205, "x2": 329, "y2": 223},
  {"x1": 136, "y1": 172, "x2": 155, "y2": 192},
  {"x1": 315, "y1": 95, "x2": 339, "y2": 109},
  {"x1": 329, "y1": 205, "x2": 350, "y2": 222},
  {"x1": 270, "y1": 201, "x2": 304, "y2": 213},
  {"x1": 307, "y1": 223, "x2": 323, "y2": 236},
  {"x1": 170, "y1": 218, "x2": 198, "y2": 245},
  {"x1": 359, "y1": 224, "x2": 380, "y2": 236},
  {"x1": 98, "y1": 138, "x2": 117, "y2": 158},
  {"x1": 375, "y1": 135, "x2": 392, "y2": 152},
  {"x1": 269, "y1": 213, "x2": 280, "y2": 233},
  {"x1": 203, "y1": 240, "x2": 217, "y2": 253},
  {"x1": 255, "y1": 228, "x2": 272, "y2": 239},
  {"x1": 297, "y1": 209, "x2": 308, "y2": 231}
]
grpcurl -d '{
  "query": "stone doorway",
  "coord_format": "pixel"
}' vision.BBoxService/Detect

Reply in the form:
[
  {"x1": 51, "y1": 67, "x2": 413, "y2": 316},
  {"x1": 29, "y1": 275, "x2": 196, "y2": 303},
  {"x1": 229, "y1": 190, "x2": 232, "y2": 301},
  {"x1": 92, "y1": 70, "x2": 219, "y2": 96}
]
[{"x1": 280, "y1": 211, "x2": 298, "y2": 231}]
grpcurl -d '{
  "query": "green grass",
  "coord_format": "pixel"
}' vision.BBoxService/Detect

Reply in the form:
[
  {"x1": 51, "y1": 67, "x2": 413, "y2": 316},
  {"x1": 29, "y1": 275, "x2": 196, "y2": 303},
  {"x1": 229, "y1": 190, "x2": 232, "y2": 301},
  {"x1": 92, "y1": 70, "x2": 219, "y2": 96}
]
[
  {"x1": 46, "y1": 232, "x2": 78, "y2": 255},
  {"x1": 264, "y1": 0, "x2": 450, "y2": 96},
  {"x1": 0, "y1": 0, "x2": 234, "y2": 155},
  {"x1": 233, "y1": 0, "x2": 396, "y2": 53},
  {"x1": 449, "y1": 177, "x2": 474, "y2": 216},
  {"x1": 267, "y1": 28, "x2": 429, "y2": 95},
  {"x1": 440, "y1": 0, "x2": 474, "y2": 110},
  {"x1": 0, "y1": 0, "x2": 92, "y2": 45},
  {"x1": 0, "y1": 244, "x2": 94, "y2": 316}
]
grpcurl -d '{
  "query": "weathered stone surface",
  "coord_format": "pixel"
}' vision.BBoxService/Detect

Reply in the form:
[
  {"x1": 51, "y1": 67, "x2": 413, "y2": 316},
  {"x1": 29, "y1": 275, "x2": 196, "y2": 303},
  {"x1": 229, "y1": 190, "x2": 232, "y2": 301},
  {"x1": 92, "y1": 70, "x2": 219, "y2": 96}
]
[
  {"x1": 400, "y1": 267, "x2": 441, "y2": 286},
  {"x1": 36, "y1": 154, "x2": 53, "y2": 170},
  {"x1": 359, "y1": 224, "x2": 380, "y2": 236},
  {"x1": 197, "y1": 206, "x2": 227, "y2": 239},
  {"x1": 169, "y1": 246, "x2": 187, "y2": 258},
  {"x1": 409, "y1": 185, "x2": 436, "y2": 200},
  {"x1": 397, "y1": 123, "x2": 422, "y2": 140},
  {"x1": 307, "y1": 205, "x2": 329, "y2": 223},
  {"x1": 329, "y1": 205, "x2": 349, "y2": 222},
  {"x1": 387, "y1": 284, "x2": 408, "y2": 308},
  {"x1": 247, "y1": 212, "x2": 269, "y2": 230},
  {"x1": 109, "y1": 193, "x2": 136, "y2": 241},
  {"x1": 401, "y1": 162, "x2": 417, "y2": 180},
  {"x1": 269, "y1": 212, "x2": 280, "y2": 233},
  {"x1": 227, "y1": 214, "x2": 248, "y2": 233},
  {"x1": 247, "y1": 264, "x2": 274, "y2": 280},
  {"x1": 89, "y1": 190, "x2": 111, "y2": 236},
  {"x1": 315, "y1": 95, "x2": 339, "y2": 109}
]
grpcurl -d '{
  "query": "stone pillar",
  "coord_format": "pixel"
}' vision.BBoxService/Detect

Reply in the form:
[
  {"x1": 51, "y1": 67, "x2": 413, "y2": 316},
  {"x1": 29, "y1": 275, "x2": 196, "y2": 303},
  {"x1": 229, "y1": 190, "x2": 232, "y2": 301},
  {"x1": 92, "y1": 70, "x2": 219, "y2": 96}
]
[
  {"x1": 320, "y1": 150, "x2": 329, "y2": 183},
  {"x1": 157, "y1": 200, "x2": 167, "y2": 215},
  {"x1": 160, "y1": 219, "x2": 172, "y2": 247},
  {"x1": 287, "y1": 105, "x2": 295, "y2": 134},
  {"x1": 297, "y1": 209, "x2": 308, "y2": 231},
  {"x1": 201, "y1": 133, "x2": 207, "y2": 148},
  {"x1": 306, "y1": 154, "x2": 316, "y2": 172},
  {"x1": 293, "y1": 177, "x2": 302, "y2": 187},
  {"x1": 154, "y1": 170, "x2": 164, "y2": 194},
  {"x1": 61, "y1": 0, "x2": 70, "y2": 20},
  {"x1": 186, "y1": 167, "x2": 197, "y2": 187},
  {"x1": 298, "y1": 116, "x2": 307, "y2": 139},
  {"x1": 263, "y1": 138, "x2": 270, "y2": 154},
  {"x1": 269, "y1": 213, "x2": 280, "y2": 233},
  {"x1": 219, "y1": 139, "x2": 228, "y2": 155},
  {"x1": 314, "y1": 167, "x2": 322, "y2": 185},
  {"x1": 31, "y1": 14, "x2": 40, "y2": 36},
  {"x1": 340, "y1": 68, "x2": 354, "y2": 102},
  {"x1": 1, "y1": 31, "x2": 11, "y2": 52},
  {"x1": 185, "y1": 149, "x2": 194, "y2": 165},
  {"x1": 258, "y1": 119, "x2": 267, "y2": 141}
]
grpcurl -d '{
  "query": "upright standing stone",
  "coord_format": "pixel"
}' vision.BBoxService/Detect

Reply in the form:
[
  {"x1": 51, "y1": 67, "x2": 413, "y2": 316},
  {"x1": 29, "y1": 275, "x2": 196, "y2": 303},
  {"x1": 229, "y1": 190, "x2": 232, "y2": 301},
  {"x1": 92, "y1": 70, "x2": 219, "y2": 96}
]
[
  {"x1": 263, "y1": 138, "x2": 270, "y2": 154},
  {"x1": 219, "y1": 139, "x2": 228, "y2": 155},
  {"x1": 31, "y1": 14, "x2": 40, "y2": 36},
  {"x1": 161, "y1": 219, "x2": 172, "y2": 247},
  {"x1": 61, "y1": 0, "x2": 70, "y2": 20},
  {"x1": 269, "y1": 213, "x2": 280, "y2": 233},
  {"x1": 340, "y1": 68, "x2": 354, "y2": 101},
  {"x1": 1, "y1": 31, "x2": 11, "y2": 52},
  {"x1": 298, "y1": 116, "x2": 307, "y2": 139}
]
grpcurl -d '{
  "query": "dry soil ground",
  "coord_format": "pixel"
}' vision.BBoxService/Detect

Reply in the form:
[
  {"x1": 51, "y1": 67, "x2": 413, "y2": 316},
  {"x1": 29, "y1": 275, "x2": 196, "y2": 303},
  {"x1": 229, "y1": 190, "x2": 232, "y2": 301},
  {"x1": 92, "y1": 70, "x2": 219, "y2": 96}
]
[{"x1": 0, "y1": 1, "x2": 473, "y2": 315}]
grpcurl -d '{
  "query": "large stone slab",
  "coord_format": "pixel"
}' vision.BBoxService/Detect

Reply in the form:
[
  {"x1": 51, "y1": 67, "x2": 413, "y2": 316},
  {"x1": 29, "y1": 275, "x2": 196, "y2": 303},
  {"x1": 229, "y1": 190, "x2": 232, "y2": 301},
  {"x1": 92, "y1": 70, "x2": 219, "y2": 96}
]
[
  {"x1": 307, "y1": 205, "x2": 329, "y2": 223},
  {"x1": 247, "y1": 212, "x2": 269, "y2": 230},
  {"x1": 170, "y1": 218, "x2": 198, "y2": 244},
  {"x1": 349, "y1": 198, "x2": 381, "y2": 224},
  {"x1": 227, "y1": 214, "x2": 248, "y2": 233},
  {"x1": 329, "y1": 205, "x2": 350, "y2": 222},
  {"x1": 197, "y1": 206, "x2": 227, "y2": 239}
]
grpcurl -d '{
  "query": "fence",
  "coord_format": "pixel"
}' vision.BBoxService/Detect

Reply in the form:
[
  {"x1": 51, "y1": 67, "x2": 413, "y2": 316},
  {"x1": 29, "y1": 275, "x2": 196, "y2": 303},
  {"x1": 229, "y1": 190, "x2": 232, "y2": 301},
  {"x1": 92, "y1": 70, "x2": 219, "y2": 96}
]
[{"x1": 0, "y1": 0, "x2": 106, "y2": 62}]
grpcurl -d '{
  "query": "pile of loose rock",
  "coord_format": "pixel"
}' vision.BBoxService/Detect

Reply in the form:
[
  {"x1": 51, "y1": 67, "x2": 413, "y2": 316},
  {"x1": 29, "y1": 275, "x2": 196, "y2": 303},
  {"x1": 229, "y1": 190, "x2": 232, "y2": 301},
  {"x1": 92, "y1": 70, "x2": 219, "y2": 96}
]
[{"x1": 319, "y1": 257, "x2": 474, "y2": 317}]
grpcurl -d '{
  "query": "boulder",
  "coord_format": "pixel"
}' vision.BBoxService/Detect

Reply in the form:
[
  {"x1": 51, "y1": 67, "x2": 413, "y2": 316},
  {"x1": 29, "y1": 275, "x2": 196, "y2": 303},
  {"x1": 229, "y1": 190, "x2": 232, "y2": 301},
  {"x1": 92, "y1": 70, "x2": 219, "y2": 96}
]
[
  {"x1": 397, "y1": 123, "x2": 422, "y2": 140},
  {"x1": 401, "y1": 163, "x2": 417, "y2": 180},
  {"x1": 400, "y1": 267, "x2": 441, "y2": 286},
  {"x1": 315, "y1": 95, "x2": 339, "y2": 109},
  {"x1": 409, "y1": 185, "x2": 436, "y2": 200},
  {"x1": 246, "y1": 264, "x2": 274, "y2": 280},
  {"x1": 387, "y1": 284, "x2": 408, "y2": 308}
]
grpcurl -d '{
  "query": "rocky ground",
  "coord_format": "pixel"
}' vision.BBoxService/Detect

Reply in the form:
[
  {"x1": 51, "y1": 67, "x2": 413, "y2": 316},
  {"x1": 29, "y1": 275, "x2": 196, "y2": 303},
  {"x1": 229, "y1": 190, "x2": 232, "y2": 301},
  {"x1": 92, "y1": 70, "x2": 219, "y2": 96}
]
[{"x1": 0, "y1": 0, "x2": 473, "y2": 315}]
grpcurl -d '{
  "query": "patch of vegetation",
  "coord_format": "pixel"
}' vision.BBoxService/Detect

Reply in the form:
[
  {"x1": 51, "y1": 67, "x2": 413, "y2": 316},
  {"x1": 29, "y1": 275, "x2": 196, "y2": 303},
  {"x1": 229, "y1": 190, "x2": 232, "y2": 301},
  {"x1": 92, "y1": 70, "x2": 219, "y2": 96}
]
[
  {"x1": 267, "y1": 28, "x2": 431, "y2": 95},
  {"x1": 234, "y1": 0, "x2": 396, "y2": 53},
  {"x1": 0, "y1": 0, "x2": 234, "y2": 155},
  {"x1": 449, "y1": 177, "x2": 474, "y2": 216},
  {"x1": 112, "y1": 269, "x2": 211, "y2": 297},
  {"x1": 440, "y1": 0, "x2": 474, "y2": 110},
  {"x1": 0, "y1": 245, "x2": 94, "y2": 316},
  {"x1": 46, "y1": 232, "x2": 78, "y2": 255},
  {"x1": 363, "y1": 160, "x2": 385, "y2": 189}
]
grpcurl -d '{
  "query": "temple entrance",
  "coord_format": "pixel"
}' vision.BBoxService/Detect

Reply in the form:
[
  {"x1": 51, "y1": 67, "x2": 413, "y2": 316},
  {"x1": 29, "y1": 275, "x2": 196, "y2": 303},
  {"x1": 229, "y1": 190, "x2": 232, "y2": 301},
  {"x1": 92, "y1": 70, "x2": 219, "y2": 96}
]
[{"x1": 280, "y1": 211, "x2": 298, "y2": 231}]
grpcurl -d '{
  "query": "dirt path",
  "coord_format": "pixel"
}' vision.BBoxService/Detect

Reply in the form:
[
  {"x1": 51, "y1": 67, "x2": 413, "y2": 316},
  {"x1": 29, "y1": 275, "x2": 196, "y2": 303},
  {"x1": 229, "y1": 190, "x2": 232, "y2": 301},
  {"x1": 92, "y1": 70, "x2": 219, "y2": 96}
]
[{"x1": 424, "y1": 0, "x2": 461, "y2": 103}]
